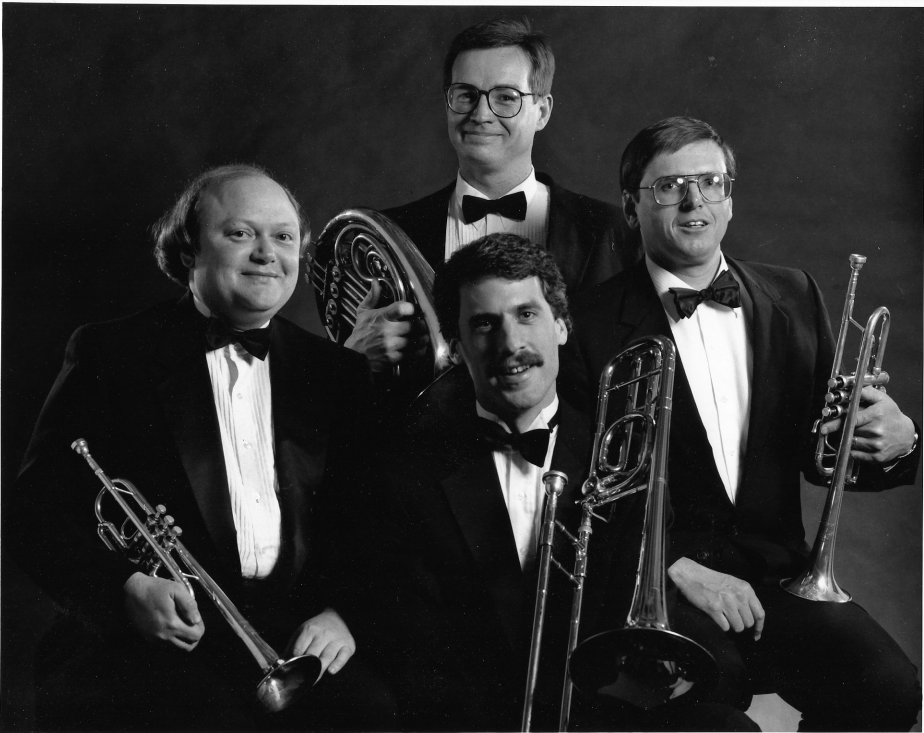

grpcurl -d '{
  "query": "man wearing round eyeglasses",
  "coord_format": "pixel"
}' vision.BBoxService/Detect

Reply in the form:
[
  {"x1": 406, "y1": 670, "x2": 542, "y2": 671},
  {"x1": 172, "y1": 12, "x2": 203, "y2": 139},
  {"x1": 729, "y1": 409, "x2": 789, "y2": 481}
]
[
  {"x1": 561, "y1": 117, "x2": 920, "y2": 732},
  {"x1": 344, "y1": 18, "x2": 639, "y2": 376}
]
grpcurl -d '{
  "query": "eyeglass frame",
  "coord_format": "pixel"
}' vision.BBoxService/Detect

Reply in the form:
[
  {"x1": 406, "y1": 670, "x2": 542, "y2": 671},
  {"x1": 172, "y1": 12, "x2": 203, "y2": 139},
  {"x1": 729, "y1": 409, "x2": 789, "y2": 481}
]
[
  {"x1": 629, "y1": 173, "x2": 735, "y2": 207},
  {"x1": 444, "y1": 83, "x2": 538, "y2": 119}
]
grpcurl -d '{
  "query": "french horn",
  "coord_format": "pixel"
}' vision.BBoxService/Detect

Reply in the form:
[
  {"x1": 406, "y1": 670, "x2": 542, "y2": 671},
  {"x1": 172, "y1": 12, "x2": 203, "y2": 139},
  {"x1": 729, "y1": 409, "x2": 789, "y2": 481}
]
[{"x1": 305, "y1": 208, "x2": 452, "y2": 389}]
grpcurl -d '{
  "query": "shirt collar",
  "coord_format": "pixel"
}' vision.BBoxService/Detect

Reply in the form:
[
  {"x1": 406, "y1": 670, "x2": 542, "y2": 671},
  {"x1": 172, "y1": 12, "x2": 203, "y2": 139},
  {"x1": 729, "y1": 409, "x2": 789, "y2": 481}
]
[
  {"x1": 452, "y1": 167, "x2": 538, "y2": 207},
  {"x1": 646, "y1": 252, "x2": 735, "y2": 321},
  {"x1": 475, "y1": 394, "x2": 560, "y2": 434}
]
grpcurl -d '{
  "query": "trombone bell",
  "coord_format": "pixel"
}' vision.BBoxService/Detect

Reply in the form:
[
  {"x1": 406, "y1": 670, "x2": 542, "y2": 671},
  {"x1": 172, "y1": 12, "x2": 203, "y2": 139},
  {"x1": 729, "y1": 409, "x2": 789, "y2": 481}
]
[{"x1": 569, "y1": 627, "x2": 717, "y2": 711}]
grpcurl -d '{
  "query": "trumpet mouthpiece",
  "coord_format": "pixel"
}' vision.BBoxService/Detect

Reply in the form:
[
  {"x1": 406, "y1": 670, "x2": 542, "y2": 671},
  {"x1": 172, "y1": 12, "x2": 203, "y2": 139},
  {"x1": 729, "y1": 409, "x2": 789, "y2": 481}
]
[{"x1": 71, "y1": 439, "x2": 88, "y2": 454}]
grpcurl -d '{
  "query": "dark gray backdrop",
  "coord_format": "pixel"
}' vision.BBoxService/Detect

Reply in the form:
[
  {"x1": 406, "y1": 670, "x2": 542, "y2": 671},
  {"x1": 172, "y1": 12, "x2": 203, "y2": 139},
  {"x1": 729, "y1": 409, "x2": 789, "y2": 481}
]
[{"x1": 3, "y1": 5, "x2": 921, "y2": 729}]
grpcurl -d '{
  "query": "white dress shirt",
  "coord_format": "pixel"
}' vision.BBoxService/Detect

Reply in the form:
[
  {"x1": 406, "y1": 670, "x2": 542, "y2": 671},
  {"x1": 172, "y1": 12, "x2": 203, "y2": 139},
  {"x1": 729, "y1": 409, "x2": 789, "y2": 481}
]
[
  {"x1": 476, "y1": 397, "x2": 560, "y2": 571},
  {"x1": 646, "y1": 255, "x2": 752, "y2": 504},
  {"x1": 445, "y1": 168, "x2": 550, "y2": 260},
  {"x1": 194, "y1": 296, "x2": 281, "y2": 578}
]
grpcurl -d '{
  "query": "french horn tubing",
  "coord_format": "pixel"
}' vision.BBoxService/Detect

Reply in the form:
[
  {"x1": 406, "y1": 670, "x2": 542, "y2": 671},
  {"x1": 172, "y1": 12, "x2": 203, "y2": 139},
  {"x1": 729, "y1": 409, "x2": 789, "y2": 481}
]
[{"x1": 305, "y1": 208, "x2": 452, "y2": 387}]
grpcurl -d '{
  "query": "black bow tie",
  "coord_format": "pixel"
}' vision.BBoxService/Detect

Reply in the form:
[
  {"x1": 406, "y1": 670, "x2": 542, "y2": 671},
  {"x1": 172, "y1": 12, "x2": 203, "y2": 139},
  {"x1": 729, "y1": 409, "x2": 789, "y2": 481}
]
[
  {"x1": 462, "y1": 191, "x2": 528, "y2": 224},
  {"x1": 477, "y1": 410, "x2": 560, "y2": 468},
  {"x1": 205, "y1": 318, "x2": 272, "y2": 360},
  {"x1": 668, "y1": 269, "x2": 742, "y2": 319}
]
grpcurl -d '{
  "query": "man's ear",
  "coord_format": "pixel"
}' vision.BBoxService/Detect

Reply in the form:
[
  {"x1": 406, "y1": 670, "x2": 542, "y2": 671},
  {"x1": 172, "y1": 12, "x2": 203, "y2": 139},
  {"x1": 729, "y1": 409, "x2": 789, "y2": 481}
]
[
  {"x1": 534, "y1": 94, "x2": 553, "y2": 132},
  {"x1": 555, "y1": 318, "x2": 568, "y2": 346},
  {"x1": 449, "y1": 338, "x2": 465, "y2": 367},
  {"x1": 622, "y1": 191, "x2": 640, "y2": 230},
  {"x1": 180, "y1": 250, "x2": 196, "y2": 270}
]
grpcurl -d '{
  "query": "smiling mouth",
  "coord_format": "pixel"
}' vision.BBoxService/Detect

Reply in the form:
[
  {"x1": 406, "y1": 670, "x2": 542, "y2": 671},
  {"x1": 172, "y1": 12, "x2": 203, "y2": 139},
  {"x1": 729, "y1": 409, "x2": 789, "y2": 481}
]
[{"x1": 679, "y1": 221, "x2": 708, "y2": 229}]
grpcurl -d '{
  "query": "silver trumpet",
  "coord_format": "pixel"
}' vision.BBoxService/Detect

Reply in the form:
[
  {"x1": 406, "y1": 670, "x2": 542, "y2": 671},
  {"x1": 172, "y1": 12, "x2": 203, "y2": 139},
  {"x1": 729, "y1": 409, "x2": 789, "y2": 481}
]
[
  {"x1": 73, "y1": 439, "x2": 322, "y2": 712},
  {"x1": 781, "y1": 254, "x2": 890, "y2": 602},
  {"x1": 522, "y1": 338, "x2": 716, "y2": 732}
]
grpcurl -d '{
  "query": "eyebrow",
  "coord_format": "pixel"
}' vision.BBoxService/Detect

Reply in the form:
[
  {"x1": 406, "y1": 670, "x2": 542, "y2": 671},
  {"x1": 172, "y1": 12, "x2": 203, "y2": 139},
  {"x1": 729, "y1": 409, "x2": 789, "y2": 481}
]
[
  {"x1": 217, "y1": 218, "x2": 299, "y2": 229},
  {"x1": 465, "y1": 299, "x2": 546, "y2": 326}
]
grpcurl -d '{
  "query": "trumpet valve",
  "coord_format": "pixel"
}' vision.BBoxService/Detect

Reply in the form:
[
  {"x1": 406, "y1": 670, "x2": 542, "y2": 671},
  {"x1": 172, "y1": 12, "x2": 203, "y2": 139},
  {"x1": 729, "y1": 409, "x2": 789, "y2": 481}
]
[
  {"x1": 822, "y1": 404, "x2": 845, "y2": 419},
  {"x1": 824, "y1": 390, "x2": 851, "y2": 405},
  {"x1": 827, "y1": 375, "x2": 854, "y2": 390}
]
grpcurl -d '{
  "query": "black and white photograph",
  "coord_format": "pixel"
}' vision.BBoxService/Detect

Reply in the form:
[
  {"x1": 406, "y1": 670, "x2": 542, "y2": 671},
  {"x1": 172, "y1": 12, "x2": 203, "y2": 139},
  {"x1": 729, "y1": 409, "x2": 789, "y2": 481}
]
[{"x1": 2, "y1": 5, "x2": 921, "y2": 732}]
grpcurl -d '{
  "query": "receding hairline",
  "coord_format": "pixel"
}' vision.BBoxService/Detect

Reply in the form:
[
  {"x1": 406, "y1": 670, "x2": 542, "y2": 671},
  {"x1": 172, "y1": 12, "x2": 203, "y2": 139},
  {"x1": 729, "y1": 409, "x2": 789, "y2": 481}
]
[{"x1": 197, "y1": 173, "x2": 300, "y2": 226}]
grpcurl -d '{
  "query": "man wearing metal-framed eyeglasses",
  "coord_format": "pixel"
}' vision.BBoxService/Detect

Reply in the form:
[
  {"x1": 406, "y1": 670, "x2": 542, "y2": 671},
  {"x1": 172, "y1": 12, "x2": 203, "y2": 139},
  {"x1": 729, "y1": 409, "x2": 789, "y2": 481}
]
[
  {"x1": 343, "y1": 18, "x2": 639, "y2": 376},
  {"x1": 561, "y1": 116, "x2": 920, "y2": 733}
]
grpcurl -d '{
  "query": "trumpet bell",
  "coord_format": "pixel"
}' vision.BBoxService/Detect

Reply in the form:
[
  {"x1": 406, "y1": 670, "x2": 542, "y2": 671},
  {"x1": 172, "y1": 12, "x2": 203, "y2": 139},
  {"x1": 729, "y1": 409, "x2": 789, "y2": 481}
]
[
  {"x1": 568, "y1": 627, "x2": 717, "y2": 710},
  {"x1": 256, "y1": 655, "x2": 324, "y2": 713}
]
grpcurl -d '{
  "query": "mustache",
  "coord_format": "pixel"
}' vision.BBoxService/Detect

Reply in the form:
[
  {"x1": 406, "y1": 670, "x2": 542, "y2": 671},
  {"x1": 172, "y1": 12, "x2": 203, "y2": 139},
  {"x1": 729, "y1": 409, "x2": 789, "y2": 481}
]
[{"x1": 490, "y1": 351, "x2": 543, "y2": 376}]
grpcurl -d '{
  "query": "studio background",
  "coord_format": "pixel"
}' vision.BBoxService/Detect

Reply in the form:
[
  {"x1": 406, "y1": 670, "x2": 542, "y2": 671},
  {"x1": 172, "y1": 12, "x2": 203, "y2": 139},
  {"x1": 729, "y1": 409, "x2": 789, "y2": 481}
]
[{"x1": 2, "y1": 5, "x2": 921, "y2": 729}]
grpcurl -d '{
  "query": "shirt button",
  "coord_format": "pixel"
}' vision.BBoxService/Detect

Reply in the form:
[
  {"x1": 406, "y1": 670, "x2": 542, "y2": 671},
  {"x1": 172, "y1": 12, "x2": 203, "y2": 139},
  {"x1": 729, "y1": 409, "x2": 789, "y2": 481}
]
[
  {"x1": 253, "y1": 493, "x2": 260, "y2": 503},
  {"x1": 236, "y1": 393, "x2": 243, "y2": 400},
  {"x1": 242, "y1": 440, "x2": 251, "y2": 449}
]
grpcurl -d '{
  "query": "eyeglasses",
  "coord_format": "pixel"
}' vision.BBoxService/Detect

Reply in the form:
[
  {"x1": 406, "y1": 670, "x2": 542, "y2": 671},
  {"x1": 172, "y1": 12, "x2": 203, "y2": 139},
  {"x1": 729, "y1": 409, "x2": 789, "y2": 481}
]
[
  {"x1": 445, "y1": 84, "x2": 537, "y2": 118},
  {"x1": 632, "y1": 173, "x2": 734, "y2": 206}
]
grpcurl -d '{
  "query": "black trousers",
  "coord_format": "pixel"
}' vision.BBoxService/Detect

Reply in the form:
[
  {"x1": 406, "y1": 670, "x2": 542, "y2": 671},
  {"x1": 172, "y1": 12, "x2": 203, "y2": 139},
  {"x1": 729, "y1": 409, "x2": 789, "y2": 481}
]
[
  {"x1": 34, "y1": 626, "x2": 397, "y2": 732},
  {"x1": 670, "y1": 583, "x2": 921, "y2": 732}
]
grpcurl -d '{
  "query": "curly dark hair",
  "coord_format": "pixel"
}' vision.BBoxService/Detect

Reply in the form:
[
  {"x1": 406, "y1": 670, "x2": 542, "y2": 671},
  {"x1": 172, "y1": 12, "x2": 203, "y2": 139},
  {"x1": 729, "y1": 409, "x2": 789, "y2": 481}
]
[
  {"x1": 433, "y1": 233, "x2": 571, "y2": 341},
  {"x1": 152, "y1": 164, "x2": 311, "y2": 286},
  {"x1": 443, "y1": 17, "x2": 555, "y2": 98},
  {"x1": 620, "y1": 116, "x2": 738, "y2": 196}
]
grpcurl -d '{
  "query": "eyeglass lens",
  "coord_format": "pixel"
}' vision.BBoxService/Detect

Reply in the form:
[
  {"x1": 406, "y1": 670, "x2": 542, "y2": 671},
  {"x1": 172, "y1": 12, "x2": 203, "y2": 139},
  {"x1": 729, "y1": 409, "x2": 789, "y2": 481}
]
[
  {"x1": 447, "y1": 85, "x2": 523, "y2": 117},
  {"x1": 653, "y1": 173, "x2": 732, "y2": 205}
]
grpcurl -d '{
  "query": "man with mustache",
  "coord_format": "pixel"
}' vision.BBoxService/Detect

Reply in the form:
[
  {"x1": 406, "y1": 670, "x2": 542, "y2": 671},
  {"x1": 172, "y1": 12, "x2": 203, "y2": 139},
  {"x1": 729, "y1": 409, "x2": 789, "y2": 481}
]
[
  {"x1": 561, "y1": 117, "x2": 921, "y2": 731},
  {"x1": 364, "y1": 233, "x2": 758, "y2": 731},
  {"x1": 343, "y1": 17, "x2": 639, "y2": 376},
  {"x1": 8, "y1": 165, "x2": 394, "y2": 730}
]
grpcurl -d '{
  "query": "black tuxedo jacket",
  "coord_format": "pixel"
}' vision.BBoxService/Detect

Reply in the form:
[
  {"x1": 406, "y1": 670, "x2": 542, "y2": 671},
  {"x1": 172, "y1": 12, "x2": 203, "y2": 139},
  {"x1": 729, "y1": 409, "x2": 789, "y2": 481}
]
[
  {"x1": 366, "y1": 370, "x2": 646, "y2": 731},
  {"x1": 560, "y1": 257, "x2": 920, "y2": 584},
  {"x1": 383, "y1": 172, "x2": 641, "y2": 296},
  {"x1": 9, "y1": 293, "x2": 374, "y2": 655}
]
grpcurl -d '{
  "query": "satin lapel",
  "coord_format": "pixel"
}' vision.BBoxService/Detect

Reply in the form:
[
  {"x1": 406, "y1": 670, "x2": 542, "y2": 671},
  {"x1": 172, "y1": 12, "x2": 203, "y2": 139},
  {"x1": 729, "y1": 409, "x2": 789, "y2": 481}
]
[
  {"x1": 418, "y1": 183, "x2": 454, "y2": 267},
  {"x1": 154, "y1": 295, "x2": 239, "y2": 573},
  {"x1": 267, "y1": 324, "x2": 325, "y2": 587},
  {"x1": 728, "y1": 259, "x2": 789, "y2": 507},
  {"x1": 545, "y1": 176, "x2": 586, "y2": 294},
  {"x1": 550, "y1": 400, "x2": 591, "y2": 524},
  {"x1": 439, "y1": 418, "x2": 525, "y2": 650}
]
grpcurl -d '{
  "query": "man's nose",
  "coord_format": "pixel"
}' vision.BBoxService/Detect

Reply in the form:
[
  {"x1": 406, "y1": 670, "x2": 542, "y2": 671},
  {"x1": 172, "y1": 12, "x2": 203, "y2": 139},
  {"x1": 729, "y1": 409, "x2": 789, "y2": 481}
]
[
  {"x1": 469, "y1": 91, "x2": 496, "y2": 122},
  {"x1": 497, "y1": 321, "x2": 525, "y2": 353},
  {"x1": 250, "y1": 234, "x2": 277, "y2": 263},
  {"x1": 680, "y1": 180, "x2": 704, "y2": 210}
]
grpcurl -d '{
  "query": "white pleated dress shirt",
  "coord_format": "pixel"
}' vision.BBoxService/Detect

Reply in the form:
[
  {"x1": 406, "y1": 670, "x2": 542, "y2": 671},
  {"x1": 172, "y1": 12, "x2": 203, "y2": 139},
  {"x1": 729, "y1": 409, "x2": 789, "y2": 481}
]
[
  {"x1": 476, "y1": 397, "x2": 560, "y2": 571},
  {"x1": 445, "y1": 168, "x2": 550, "y2": 260},
  {"x1": 646, "y1": 255, "x2": 752, "y2": 504},
  {"x1": 194, "y1": 296, "x2": 281, "y2": 578}
]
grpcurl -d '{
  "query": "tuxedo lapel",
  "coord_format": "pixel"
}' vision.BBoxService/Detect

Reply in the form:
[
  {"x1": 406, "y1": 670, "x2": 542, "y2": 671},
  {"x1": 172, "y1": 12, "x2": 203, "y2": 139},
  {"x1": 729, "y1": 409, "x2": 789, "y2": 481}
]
[
  {"x1": 728, "y1": 258, "x2": 790, "y2": 506},
  {"x1": 267, "y1": 323, "x2": 330, "y2": 587},
  {"x1": 439, "y1": 424, "x2": 525, "y2": 650},
  {"x1": 154, "y1": 295, "x2": 239, "y2": 573}
]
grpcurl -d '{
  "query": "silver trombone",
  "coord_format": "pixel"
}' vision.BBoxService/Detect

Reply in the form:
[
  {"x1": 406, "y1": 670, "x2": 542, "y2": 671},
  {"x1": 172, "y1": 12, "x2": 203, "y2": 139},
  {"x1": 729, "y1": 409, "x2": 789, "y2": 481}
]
[
  {"x1": 522, "y1": 337, "x2": 716, "y2": 732},
  {"x1": 73, "y1": 438, "x2": 322, "y2": 713},
  {"x1": 781, "y1": 254, "x2": 890, "y2": 602}
]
